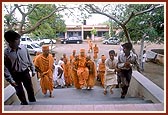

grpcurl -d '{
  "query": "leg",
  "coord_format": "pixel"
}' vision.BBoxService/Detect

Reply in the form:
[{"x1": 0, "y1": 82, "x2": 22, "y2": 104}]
[
  {"x1": 110, "y1": 85, "x2": 116, "y2": 94},
  {"x1": 103, "y1": 85, "x2": 108, "y2": 95},
  {"x1": 49, "y1": 91, "x2": 54, "y2": 98},
  {"x1": 14, "y1": 82, "x2": 28, "y2": 105},
  {"x1": 22, "y1": 70, "x2": 36, "y2": 102}
]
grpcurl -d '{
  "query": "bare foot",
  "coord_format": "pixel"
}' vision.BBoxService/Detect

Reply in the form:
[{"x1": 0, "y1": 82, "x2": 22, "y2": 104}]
[
  {"x1": 110, "y1": 89, "x2": 113, "y2": 94},
  {"x1": 103, "y1": 90, "x2": 107, "y2": 95},
  {"x1": 49, "y1": 95, "x2": 54, "y2": 98},
  {"x1": 49, "y1": 92, "x2": 54, "y2": 98}
]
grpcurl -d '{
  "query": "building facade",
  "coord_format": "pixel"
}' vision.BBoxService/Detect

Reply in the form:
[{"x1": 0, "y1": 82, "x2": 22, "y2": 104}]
[{"x1": 59, "y1": 25, "x2": 110, "y2": 40}]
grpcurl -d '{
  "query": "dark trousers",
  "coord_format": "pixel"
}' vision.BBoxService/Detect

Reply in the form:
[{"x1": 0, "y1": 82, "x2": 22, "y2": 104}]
[
  {"x1": 117, "y1": 69, "x2": 132, "y2": 96},
  {"x1": 12, "y1": 69, "x2": 36, "y2": 104}
]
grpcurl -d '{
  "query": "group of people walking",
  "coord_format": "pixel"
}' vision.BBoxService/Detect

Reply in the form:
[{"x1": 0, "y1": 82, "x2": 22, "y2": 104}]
[{"x1": 4, "y1": 30, "x2": 139, "y2": 105}]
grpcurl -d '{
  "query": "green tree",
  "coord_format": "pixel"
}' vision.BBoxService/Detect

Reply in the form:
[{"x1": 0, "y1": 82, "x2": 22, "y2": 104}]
[
  {"x1": 28, "y1": 4, "x2": 66, "y2": 40},
  {"x1": 126, "y1": 4, "x2": 164, "y2": 43},
  {"x1": 4, "y1": 4, "x2": 67, "y2": 36},
  {"x1": 90, "y1": 28, "x2": 97, "y2": 41},
  {"x1": 84, "y1": 3, "x2": 164, "y2": 71}
]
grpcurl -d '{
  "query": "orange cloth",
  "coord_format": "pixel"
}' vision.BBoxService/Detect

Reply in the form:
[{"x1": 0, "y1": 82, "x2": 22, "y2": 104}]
[
  {"x1": 34, "y1": 54, "x2": 54, "y2": 94},
  {"x1": 88, "y1": 40, "x2": 93, "y2": 52},
  {"x1": 98, "y1": 61, "x2": 106, "y2": 88},
  {"x1": 42, "y1": 45, "x2": 49, "y2": 51},
  {"x1": 77, "y1": 55, "x2": 89, "y2": 87},
  {"x1": 71, "y1": 57, "x2": 81, "y2": 89},
  {"x1": 62, "y1": 61, "x2": 72, "y2": 86},
  {"x1": 93, "y1": 45, "x2": 99, "y2": 60},
  {"x1": 86, "y1": 60, "x2": 97, "y2": 88},
  {"x1": 70, "y1": 55, "x2": 75, "y2": 63}
]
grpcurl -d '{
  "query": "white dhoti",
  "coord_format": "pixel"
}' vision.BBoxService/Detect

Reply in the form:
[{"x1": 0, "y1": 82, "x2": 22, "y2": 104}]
[{"x1": 104, "y1": 69, "x2": 118, "y2": 89}]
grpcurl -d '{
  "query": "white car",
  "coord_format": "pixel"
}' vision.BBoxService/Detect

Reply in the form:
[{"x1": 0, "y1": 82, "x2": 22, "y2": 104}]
[
  {"x1": 20, "y1": 37, "x2": 43, "y2": 46},
  {"x1": 102, "y1": 37, "x2": 120, "y2": 45},
  {"x1": 20, "y1": 42, "x2": 42, "y2": 55},
  {"x1": 42, "y1": 38, "x2": 56, "y2": 44}
]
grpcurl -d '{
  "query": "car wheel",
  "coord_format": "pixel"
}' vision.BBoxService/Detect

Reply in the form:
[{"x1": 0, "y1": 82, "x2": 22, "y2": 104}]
[
  {"x1": 77, "y1": 41, "x2": 80, "y2": 44},
  {"x1": 105, "y1": 42, "x2": 108, "y2": 45},
  {"x1": 63, "y1": 41, "x2": 66, "y2": 44}
]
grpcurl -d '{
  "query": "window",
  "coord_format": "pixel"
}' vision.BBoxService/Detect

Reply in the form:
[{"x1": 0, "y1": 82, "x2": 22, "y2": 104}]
[
  {"x1": 21, "y1": 38, "x2": 26, "y2": 41},
  {"x1": 27, "y1": 38, "x2": 32, "y2": 42},
  {"x1": 27, "y1": 45, "x2": 33, "y2": 49}
]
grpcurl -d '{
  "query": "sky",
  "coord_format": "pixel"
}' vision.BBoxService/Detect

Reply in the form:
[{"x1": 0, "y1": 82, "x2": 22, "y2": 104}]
[
  {"x1": 63, "y1": 14, "x2": 109, "y2": 25},
  {"x1": 3, "y1": 3, "x2": 110, "y2": 26}
]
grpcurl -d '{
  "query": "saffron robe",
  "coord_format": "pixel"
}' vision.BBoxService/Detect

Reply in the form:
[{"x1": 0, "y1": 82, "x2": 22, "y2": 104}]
[
  {"x1": 86, "y1": 60, "x2": 97, "y2": 88},
  {"x1": 34, "y1": 54, "x2": 54, "y2": 94}
]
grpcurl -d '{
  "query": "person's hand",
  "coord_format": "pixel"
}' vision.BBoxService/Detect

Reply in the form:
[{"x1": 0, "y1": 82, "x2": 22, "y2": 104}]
[
  {"x1": 10, "y1": 81, "x2": 17, "y2": 87},
  {"x1": 124, "y1": 62, "x2": 131, "y2": 68},
  {"x1": 40, "y1": 72, "x2": 44, "y2": 77}
]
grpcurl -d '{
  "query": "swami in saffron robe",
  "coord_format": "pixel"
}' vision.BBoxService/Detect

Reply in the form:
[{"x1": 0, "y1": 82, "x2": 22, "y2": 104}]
[{"x1": 34, "y1": 53, "x2": 54, "y2": 95}]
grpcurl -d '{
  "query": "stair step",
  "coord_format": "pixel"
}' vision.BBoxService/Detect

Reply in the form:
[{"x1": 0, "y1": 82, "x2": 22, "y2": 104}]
[
  {"x1": 4, "y1": 103, "x2": 164, "y2": 111},
  {"x1": 12, "y1": 86, "x2": 153, "y2": 105}
]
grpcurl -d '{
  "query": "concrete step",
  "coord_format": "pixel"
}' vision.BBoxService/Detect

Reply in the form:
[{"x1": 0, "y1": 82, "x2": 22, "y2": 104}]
[
  {"x1": 12, "y1": 86, "x2": 153, "y2": 105},
  {"x1": 4, "y1": 103, "x2": 164, "y2": 111}
]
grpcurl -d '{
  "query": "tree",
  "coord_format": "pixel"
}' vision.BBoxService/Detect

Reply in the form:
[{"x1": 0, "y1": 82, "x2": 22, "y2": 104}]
[
  {"x1": 84, "y1": 4, "x2": 163, "y2": 43},
  {"x1": 125, "y1": 4, "x2": 164, "y2": 69},
  {"x1": 28, "y1": 4, "x2": 66, "y2": 40},
  {"x1": 4, "y1": 4, "x2": 68, "y2": 36},
  {"x1": 126, "y1": 4, "x2": 164, "y2": 43},
  {"x1": 84, "y1": 3, "x2": 164, "y2": 71},
  {"x1": 90, "y1": 28, "x2": 97, "y2": 41}
]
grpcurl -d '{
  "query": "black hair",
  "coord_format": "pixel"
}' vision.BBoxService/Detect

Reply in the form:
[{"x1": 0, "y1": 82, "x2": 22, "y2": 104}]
[
  {"x1": 4, "y1": 30, "x2": 21, "y2": 43},
  {"x1": 109, "y1": 50, "x2": 115, "y2": 54},
  {"x1": 122, "y1": 42, "x2": 132, "y2": 50}
]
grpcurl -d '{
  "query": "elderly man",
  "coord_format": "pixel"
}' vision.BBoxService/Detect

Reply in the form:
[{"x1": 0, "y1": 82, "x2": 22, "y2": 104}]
[
  {"x1": 34, "y1": 45, "x2": 54, "y2": 98},
  {"x1": 104, "y1": 50, "x2": 118, "y2": 95},
  {"x1": 77, "y1": 49, "x2": 89, "y2": 89}
]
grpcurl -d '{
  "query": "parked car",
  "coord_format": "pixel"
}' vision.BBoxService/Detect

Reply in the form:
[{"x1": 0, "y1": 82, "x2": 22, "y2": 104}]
[
  {"x1": 20, "y1": 42, "x2": 42, "y2": 55},
  {"x1": 20, "y1": 37, "x2": 44, "y2": 46},
  {"x1": 61, "y1": 36, "x2": 83, "y2": 44},
  {"x1": 42, "y1": 38, "x2": 56, "y2": 44},
  {"x1": 102, "y1": 37, "x2": 120, "y2": 45}
]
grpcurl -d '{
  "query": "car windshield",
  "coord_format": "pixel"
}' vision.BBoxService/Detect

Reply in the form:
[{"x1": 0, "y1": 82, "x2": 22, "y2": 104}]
[{"x1": 69, "y1": 37, "x2": 79, "y2": 40}]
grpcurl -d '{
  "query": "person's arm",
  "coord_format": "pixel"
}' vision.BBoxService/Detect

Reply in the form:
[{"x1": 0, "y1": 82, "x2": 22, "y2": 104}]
[
  {"x1": 57, "y1": 67, "x2": 63, "y2": 78},
  {"x1": 117, "y1": 55, "x2": 125, "y2": 69},
  {"x1": 105, "y1": 59, "x2": 115, "y2": 73},
  {"x1": 4, "y1": 65, "x2": 17, "y2": 86}
]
